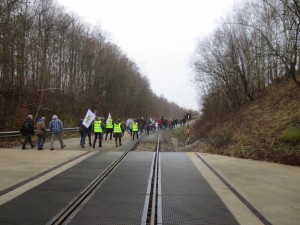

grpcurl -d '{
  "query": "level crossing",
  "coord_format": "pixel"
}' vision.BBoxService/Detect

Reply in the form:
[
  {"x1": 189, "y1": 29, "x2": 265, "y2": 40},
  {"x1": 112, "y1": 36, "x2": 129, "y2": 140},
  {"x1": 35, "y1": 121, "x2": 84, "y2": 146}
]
[{"x1": 1, "y1": 131, "x2": 298, "y2": 225}]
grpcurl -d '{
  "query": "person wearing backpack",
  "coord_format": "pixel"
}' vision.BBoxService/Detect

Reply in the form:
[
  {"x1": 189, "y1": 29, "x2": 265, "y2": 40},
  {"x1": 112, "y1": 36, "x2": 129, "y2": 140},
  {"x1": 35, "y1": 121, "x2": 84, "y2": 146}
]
[{"x1": 20, "y1": 115, "x2": 35, "y2": 150}]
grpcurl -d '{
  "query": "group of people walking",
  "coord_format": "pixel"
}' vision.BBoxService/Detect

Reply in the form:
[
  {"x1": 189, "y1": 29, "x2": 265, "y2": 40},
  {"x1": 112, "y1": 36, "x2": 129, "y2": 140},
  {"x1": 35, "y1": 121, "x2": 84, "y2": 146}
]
[
  {"x1": 20, "y1": 114, "x2": 66, "y2": 150},
  {"x1": 78, "y1": 116, "x2": 126, "y2": 148},
  {"x1": 125, "y1": 116, "x2": 179, "y2": 136},
  {"x1": 20, "y1": 113, "x2": 181, "y2": 150}
]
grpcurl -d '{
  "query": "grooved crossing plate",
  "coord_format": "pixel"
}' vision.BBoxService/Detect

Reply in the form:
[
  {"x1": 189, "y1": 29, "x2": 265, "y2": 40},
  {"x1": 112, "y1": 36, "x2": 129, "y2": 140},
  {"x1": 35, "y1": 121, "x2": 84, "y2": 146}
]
[
  {"x1": 0, "y1": 152, "x2": 123, "y2": 225},
  {"x1": 68, "y1": 152, "x2": 154, "y2": 225},
  {"x1": 160, "y1": 152, "x2": 239, "y2": 225},
  {"x1": 0, "y1": 217, "x2": 48, "y2": 225}
]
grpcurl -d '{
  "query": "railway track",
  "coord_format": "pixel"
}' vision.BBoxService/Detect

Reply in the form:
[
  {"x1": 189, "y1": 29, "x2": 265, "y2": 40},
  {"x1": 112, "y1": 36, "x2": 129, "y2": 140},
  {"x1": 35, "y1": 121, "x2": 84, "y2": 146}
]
[
  {"x1": 141, "y1": 132, "x2": 162, "y2": 225},
  {"x1": 0, "y1": 130, "x2": 275, "y2": 225},
  {"x1": 46, "y1": 132, "x2": 163, "y2": 225}
]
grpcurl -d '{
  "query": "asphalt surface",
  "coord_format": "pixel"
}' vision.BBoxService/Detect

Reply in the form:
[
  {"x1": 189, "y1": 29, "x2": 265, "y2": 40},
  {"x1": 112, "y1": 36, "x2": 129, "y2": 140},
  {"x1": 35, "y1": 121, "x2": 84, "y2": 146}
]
[{"x1": 0, "y1": 131, "x2": 299, "y2": 225}]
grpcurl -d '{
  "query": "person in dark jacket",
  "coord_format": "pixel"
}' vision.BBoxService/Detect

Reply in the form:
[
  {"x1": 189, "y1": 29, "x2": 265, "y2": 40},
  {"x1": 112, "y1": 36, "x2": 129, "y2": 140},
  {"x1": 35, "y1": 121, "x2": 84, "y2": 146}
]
[
  {"x1": 87, "y1": 123, "x2": 93, "y2": 146},
  {"x1": 121, "y1": 120, "x2": 126, "y2": 136},
  {"x1": 20, "y1": 114, "x2": 35, "y2": 149},
  {"x1": 78, "y1": 118, "x2": 88, "y2": 148}
]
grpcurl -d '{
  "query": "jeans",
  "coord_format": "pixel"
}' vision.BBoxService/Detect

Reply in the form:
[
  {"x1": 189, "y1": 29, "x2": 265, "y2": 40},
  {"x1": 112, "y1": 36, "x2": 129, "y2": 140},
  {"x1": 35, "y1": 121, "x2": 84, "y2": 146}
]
[
  {"x1": 80, "y1": 131, "x2": 87, "y2": 146},
  {"x1": 37, "y1": 135, "x2": 45, "y2": 149}
]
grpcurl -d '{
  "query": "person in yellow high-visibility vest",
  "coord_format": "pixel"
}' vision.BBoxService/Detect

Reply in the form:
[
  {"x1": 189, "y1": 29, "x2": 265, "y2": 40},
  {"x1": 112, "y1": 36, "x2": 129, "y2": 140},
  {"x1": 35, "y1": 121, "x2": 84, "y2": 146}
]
[
  {"x1": 93, "y1": 117, "x2": 105, "y2": 148},
  {"x1": 132, "y1": 119, "x2": 139, "y2": 140},
  {"x1": 105, "y1": 117, "x2": 113, "y2": 140},
  {"x1": 113, "y1": 119, "x2": 122, "y2": 147}
]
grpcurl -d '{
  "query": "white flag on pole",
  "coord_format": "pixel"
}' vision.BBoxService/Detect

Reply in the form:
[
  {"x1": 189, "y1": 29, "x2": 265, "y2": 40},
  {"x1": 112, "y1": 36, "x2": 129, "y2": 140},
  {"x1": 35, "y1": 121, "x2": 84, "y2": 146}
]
[
  {"x1": 106, "y1": 113, "x2": 111, "y2": 124},
  {"x1": 106, "y1": 112, "x2": 111, "y2": 124},
  {"x1": 82, "y1": 109, "x2": 96, "y2": 128}
]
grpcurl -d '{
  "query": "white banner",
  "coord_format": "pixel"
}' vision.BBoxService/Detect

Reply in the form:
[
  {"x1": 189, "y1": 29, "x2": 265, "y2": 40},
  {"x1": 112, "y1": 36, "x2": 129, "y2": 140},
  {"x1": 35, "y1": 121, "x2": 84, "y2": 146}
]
[
  {"x1": 82, "y1": 109, "x2": 96, "y2": 128},
  {"x1": 106, "y1": 112, "x2": 112, "y2": 124}
]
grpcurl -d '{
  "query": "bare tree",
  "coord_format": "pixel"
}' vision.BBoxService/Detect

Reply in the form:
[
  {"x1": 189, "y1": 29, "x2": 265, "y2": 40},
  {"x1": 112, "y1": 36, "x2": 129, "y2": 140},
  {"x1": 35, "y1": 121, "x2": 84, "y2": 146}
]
[{"x1": 0, "y1": 0, "x2": 188, "y2": 130}]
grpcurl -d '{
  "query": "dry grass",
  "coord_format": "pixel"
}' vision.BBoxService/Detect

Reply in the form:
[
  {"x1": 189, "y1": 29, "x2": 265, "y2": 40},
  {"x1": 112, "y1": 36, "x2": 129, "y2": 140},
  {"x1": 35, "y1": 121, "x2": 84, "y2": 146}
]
[{"x1": 192, "y1": 79, "x2": 300, "y2": 166}]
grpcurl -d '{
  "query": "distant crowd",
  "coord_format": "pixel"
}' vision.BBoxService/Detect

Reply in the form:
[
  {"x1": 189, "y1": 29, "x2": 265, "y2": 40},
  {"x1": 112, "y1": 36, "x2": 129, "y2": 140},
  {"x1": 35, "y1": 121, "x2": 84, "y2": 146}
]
[{"x1": 20, "y1": 113, "x2": 188, "y2": 150}]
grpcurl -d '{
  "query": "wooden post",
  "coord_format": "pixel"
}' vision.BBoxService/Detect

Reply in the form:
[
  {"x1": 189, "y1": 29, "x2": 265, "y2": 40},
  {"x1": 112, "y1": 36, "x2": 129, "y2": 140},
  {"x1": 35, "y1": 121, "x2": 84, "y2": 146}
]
[{"x1": 187, "y1": 121, "x2": 190, "y2": 145}]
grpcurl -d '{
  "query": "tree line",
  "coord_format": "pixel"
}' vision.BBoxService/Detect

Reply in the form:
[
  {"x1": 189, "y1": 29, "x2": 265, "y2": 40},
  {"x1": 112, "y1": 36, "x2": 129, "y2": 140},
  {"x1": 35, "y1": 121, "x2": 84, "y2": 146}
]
[
  {"x1": 0, "y1": 0, "x2": 193, "y2": 130},
  {"x1": 192, "y1": 0, "x2": 300, "y2": 120}
]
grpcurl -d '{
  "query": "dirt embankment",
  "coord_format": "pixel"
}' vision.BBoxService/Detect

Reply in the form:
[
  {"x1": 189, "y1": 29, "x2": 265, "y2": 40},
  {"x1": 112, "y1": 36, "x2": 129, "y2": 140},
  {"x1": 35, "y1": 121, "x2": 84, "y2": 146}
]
[{"x1": 190, "y1": 79, "x2": 300, "y2": 166}]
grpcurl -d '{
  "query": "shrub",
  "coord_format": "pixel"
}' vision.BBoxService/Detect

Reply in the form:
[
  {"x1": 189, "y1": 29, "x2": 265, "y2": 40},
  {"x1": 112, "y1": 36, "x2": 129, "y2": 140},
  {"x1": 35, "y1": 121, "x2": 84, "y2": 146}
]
[{"x1": 281, "y1": 127, "x2": 300, "y2": 144}]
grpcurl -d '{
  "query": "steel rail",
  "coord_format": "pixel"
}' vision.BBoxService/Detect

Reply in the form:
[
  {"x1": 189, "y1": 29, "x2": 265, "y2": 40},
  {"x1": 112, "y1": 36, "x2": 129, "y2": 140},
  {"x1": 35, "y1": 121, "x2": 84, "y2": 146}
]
[
  {"x1": 0, "y1": 128, "x2": 78, "y2": 138},
  {"x1": 46, "y1": 139, "x2": 140, "y2": 225},
  {"x1": 141, "y1": 132, "x2": 162, "y2": 225},
  {"x1": 150, "y1": 133, "x2": 160, "y2": 225},
  {"x1": 195, "y1": 152, "x2": 272, "y2": 225}
]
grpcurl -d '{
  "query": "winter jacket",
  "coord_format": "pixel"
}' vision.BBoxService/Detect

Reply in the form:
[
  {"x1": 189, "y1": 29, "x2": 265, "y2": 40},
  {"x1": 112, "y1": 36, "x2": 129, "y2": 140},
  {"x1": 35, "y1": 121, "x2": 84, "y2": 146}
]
[
  {"x1": 20, "y1": 118, "x2": 35, "y2": 136},
  {"x1": 36, "y1": 118, "x2": 46, "y2": 136}
]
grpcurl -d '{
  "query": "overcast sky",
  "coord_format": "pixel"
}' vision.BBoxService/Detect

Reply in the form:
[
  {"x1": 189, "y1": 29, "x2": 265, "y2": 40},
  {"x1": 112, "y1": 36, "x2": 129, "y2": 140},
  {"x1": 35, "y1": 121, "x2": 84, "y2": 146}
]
[{"x1": 56, "y1": 0, "x2": 238, "y2": 111}]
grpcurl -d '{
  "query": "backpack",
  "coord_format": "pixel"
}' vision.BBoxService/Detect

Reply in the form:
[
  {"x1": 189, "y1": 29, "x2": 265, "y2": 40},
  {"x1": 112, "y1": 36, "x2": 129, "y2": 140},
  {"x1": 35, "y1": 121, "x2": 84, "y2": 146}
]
[{"x1": 21, "y1": 120, "x2": 30, "y2": 133}]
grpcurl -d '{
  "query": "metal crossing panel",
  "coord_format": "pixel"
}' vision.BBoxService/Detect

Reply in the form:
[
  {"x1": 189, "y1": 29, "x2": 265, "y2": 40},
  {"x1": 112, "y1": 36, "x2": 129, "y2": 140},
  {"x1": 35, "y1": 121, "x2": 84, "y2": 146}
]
[
  {"x1": 68, "y1": 152, "x2": 154, "y2": 225},
  {"x1": 160, "y1": 152, "x2": 239, "y2": 225},
  {"x1": 0, "y1": 152, "x2": 241, "y2": 225},
  {"x1": 0, "y1": 152, "x2": 123, "y2": 225}
]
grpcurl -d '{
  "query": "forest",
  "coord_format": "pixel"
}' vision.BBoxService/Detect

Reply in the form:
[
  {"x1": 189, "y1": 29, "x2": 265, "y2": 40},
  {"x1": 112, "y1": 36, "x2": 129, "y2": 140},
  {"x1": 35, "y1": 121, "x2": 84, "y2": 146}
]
[
  {"x1": 0, "y1": 0, "x2": 194, "y2": 131},
  {"x1": 191, "y1": 0, "x2": 300, "y2": 165},
  {"x1": 193, "y1": 0, "x2": 299, "y2": 117}
]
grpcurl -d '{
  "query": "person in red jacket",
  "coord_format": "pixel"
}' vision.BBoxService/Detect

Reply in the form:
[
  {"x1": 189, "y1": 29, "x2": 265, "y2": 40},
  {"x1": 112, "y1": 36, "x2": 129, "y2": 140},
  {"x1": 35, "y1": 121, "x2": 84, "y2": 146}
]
[{"x1": 157, "y1": 117, "x2": 162, "y2": 130}]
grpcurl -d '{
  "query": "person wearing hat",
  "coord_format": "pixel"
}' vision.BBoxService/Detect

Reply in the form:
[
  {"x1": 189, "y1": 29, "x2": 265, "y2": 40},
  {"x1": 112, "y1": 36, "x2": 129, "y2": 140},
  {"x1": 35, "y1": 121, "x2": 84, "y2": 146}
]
[
  {"x1": 49, "y1": 115, "x2": 66, "y2": 150},
  {"x1": 113, "y1": 118, "x2": 122, "y2": 147},
  {"x1": 93, "y1": 117, "x2": 105, "y2": 148}
]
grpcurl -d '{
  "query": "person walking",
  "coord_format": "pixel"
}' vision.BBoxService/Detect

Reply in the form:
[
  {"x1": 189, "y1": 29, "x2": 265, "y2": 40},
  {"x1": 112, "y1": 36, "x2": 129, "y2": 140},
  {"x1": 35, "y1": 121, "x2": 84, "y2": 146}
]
[
  {"x1": 139, "y1": 117, "x2": 144, "y2": 135},
  {"x1": 146, "y1": 117, "x2": 151, "y2": 135},
  {"x1": 158, "y1": 117, "x2": 162, "y2": 130},
  {"x1": 36, "y1": 117, "x2": 46, "y2": 150},
  {"x1": 121, "y1": 120, "x2": 126, "y2": 136},
  {"x1": 49, "y1": 115, "x2": 66, "y2": 150},
  {"x1": 86, "y1": 123, "x2": 93, "y2": 146},
  {"x1": 126, "y1": 118, "x2": 131, "y2": 134},
  {"x1": 132, "y1": 119, "x2": 139, "y2": 140},
  {"x1": 127, "y1": 118, "x2": 133, "y2": 136},
  {"x1": 93, "y1": 117, "x2": 104, "y2": 148},
  {"x1": 78, "y1": 118, "x2": 88, "y2": 148},
  {"x1": 113, "y1": 119, "x2": 122, "y2": 147},
  {"x1": 20, "y1": 114, "x2": 35, "y2": 149},
  {"x1": 105, "y1": 117, "x2": 113, "y2": 140}
]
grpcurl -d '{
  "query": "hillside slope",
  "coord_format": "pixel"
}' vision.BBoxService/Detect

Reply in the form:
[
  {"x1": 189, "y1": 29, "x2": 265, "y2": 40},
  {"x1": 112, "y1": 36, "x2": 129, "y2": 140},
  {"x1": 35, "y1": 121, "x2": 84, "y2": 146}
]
[{"x1": 192, "y1": 79, "x2": 300, "y2": 166}]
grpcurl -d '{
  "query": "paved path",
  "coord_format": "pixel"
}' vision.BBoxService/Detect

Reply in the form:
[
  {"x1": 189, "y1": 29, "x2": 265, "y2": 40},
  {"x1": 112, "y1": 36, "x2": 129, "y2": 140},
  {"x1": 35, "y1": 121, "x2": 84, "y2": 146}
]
[{"x1": 0, "y1": 133, "x2": 133, "y2": 205}]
